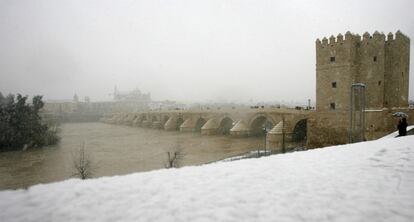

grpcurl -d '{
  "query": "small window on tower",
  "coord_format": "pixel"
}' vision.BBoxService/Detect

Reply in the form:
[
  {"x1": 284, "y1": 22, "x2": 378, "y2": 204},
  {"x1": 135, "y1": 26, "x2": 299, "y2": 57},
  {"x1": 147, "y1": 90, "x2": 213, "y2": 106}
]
[
  {"x1": 373, "y1": 56, "x2": 377, "y2": 62},
  {"x1": 332, "y1": 82, "x2": 337, "y2": 88},
  {"x1": 330, "y1": 57, "x2": 335, "y2": 62},
  {"x1": 378, "y1": 81, "x2": 381, "y2": 86},
  {"x1": 330, "y1": 103, "x2": 336, "y2": 110}
]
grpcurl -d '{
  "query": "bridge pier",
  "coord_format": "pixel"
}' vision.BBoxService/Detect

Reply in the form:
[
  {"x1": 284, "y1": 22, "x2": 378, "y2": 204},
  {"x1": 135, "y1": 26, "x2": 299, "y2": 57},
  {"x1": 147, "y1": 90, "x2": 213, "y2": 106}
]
[
  {"x1": 163, "y1": 116, "x2": 176, "y2": 130},
  {"x1": 201, "y1": 119, "x2": 219, "y2": 135},
  {"x1": 229, "y1": 120, "x2": 250, "y2": 137},
  {"x1": 152, "y1": 121, "x2": 163, "y2": 129},
  {"x1": 141, "y1": 120, "x2": 152, "y2": 127},
  {"x1": 179, "y1": 118, "x2": 194, "y2": 132},
  {"x1": 267, "y1": 121, "x2": 293, "y2": 152},
  {"x1": 179, "y1": 117, "x2": 207, "y2": 132}
]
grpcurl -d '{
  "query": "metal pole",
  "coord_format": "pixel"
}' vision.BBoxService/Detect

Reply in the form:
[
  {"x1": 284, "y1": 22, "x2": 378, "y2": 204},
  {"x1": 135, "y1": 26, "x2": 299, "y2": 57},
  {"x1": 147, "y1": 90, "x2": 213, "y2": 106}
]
[
  {"x1": 282, "y1": 115, "x2": 285, "y2": 153},
  {"x1": 349, "y1": 83, "x2": 366, "y2": 143},
  {"x1": 361, "y1": 86, "x2": 366, "y2": 141},
  {"x1": 264, "y1": 129, "x2": 267, "y2": 156},
  {"x1": 349, "y1": 86, "x2": 353, "y2": 143}
]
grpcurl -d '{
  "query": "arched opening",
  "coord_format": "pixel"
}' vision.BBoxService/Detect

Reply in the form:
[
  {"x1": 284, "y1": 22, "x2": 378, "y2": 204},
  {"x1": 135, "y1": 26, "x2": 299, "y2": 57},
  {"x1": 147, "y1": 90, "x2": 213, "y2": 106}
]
[
  {"x1": 135, "y1": 115, "x2": 145, "y2": 125},
  {"x1": 194, "y1": 118, "x2": 207, "y2": 132},
  {"x1": 218, "y1": 117, "x2": 234, "y2": 135},
  {"x1": 292, "y1": 119, "x2": 307, "y2": 142},
  {"x1": 250, "y1": 116, "x2": 273, "y2": 137},
  {"x1": 131, "y1": 115, "x2": 138, "y2": 124},
  {"x1": 176, "y1": 117, "x2": 184, "y2": 130}
]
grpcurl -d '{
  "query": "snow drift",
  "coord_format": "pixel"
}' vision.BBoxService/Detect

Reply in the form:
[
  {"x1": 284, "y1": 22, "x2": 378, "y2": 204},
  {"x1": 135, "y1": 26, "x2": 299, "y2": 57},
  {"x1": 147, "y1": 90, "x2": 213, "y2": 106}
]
[{"x1": 1, "y1": 136, "x2": 414, "y2": 222}]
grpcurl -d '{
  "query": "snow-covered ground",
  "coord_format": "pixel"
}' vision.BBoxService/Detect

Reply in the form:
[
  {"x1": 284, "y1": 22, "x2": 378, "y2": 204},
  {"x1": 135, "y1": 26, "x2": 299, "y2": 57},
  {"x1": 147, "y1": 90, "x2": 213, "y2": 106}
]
[
  {"x1": 380, "y1": 125, "x2": 414, "y2": 139},
  {"x1": 1, "y1": 136, "x2": 414, "y2": 222}
]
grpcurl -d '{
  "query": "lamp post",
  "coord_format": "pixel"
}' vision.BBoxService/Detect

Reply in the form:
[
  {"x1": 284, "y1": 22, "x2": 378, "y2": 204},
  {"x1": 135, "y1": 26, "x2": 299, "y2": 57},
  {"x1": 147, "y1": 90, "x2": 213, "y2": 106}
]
[
  {"x1": 282, "y1": 115, "x2": 286, "y2": 153},
  {"x1": 262, "y1": 127, "x2": 267, "y2": 156}
]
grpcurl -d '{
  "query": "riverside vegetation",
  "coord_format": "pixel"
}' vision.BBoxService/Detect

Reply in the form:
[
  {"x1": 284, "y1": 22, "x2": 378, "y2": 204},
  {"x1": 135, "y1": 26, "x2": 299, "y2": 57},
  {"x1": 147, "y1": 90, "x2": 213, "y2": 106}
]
[{"x1": 0, "y1": 92, "x2": 59, "y2": 151}]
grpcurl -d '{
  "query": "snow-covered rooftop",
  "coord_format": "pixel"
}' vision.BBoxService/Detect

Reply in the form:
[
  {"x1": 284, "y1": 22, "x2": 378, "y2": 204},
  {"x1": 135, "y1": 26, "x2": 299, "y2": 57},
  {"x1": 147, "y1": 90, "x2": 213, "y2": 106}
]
[{"x1": 1, "y1": 136, "x2": 414, "y2": 222}]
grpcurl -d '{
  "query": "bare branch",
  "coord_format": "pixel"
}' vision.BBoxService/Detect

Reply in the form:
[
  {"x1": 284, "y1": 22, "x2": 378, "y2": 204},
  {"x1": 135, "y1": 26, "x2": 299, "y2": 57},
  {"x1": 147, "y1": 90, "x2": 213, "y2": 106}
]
[{"x1": 72, "y1": 142, "x2": 92, "y2": 180}]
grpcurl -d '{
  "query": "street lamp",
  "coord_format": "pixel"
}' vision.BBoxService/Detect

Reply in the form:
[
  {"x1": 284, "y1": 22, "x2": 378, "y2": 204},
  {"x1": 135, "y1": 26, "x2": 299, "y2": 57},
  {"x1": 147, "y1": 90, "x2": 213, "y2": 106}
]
[{"x1": 262, "y1": 127, "x2": 268, "y2": 156}]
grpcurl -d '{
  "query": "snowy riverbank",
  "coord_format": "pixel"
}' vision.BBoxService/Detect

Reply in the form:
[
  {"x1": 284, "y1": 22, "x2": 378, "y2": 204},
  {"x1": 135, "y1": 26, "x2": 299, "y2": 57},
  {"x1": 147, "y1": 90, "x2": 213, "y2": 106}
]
[{"x1": 1, "y1": 135, "x2": 414, "y2": 222}]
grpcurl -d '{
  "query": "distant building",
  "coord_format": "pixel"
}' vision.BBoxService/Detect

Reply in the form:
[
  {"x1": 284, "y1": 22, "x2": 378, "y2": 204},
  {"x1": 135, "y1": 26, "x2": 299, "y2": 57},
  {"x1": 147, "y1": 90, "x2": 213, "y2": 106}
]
[
  {"x1": 42, "y1": 87, "x2": 153, "y2": 122},
  {"x1": 113, "y1": 86, "x2": 151, "y2": 103}
]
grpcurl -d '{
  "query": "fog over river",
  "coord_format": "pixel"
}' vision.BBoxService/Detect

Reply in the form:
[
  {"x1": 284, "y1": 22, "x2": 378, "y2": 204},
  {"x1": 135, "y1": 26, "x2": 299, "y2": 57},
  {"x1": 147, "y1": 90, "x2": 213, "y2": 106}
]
[{"x1": 0, "y1": 122, "x2": 263, "y2": 190}]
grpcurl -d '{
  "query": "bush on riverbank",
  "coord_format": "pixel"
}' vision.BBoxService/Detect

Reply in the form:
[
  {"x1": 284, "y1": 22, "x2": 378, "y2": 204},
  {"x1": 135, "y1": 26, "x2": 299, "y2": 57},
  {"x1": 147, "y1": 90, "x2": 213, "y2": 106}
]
[{"x1": 0, "y1": 93, "x2": 60, "y2": 151}]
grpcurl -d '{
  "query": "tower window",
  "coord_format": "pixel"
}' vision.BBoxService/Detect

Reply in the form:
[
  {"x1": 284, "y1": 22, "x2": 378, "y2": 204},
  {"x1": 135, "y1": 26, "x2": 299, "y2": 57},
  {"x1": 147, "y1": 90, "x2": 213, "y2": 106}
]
[
  {"x1": 378, "y1": 81, "x2": 381, "y2": 86},
  {"x1": 330, "y1": 57, "x2": 335, "y2": 62},
  {"x1": 330, "y1": 103, "x2": 336, "y2": 110},
  {"x1": 373, "y1": 56, "x2": 377, "y2": 62},
  {"x1": 332, "y1": 82, "x2": 337, "y2": 88}
]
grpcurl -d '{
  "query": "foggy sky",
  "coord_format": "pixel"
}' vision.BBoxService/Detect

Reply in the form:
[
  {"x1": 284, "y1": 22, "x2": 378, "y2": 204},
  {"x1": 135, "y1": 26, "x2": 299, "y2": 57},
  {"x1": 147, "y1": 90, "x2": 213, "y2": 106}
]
[{"x1": 0, "y1": 0, "x2": 413, "y2": 104}]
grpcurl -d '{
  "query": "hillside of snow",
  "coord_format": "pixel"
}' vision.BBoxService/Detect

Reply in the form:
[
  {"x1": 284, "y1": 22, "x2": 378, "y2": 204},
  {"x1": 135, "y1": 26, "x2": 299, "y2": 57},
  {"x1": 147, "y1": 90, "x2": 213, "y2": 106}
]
[{"x1": 1, "y1": 136, "x2": 414, "y2": 222}]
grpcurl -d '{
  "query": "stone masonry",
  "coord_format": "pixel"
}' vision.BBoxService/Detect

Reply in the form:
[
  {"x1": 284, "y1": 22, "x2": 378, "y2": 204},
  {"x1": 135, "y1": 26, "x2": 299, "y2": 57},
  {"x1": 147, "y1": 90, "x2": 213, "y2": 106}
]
[
  {"x1": 316, "y1": 31, "x2": 410, "y2": 111},
  {"x1": 308, "y1": 31, "x2": 411, "y2": 148}
]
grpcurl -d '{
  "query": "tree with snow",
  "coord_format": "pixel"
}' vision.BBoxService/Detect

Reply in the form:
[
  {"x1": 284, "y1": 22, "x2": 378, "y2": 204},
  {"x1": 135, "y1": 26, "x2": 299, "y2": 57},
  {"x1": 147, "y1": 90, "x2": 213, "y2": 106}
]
[{"x1": 0, "y1": 93, "x2": 59, "y2": 151}]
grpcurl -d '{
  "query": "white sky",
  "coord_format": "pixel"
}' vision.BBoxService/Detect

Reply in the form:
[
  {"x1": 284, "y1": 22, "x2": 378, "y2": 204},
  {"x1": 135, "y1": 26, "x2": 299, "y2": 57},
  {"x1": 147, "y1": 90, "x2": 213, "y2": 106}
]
[{"x1": 0, "y1": 0, "x2": 413, "y2": 104}]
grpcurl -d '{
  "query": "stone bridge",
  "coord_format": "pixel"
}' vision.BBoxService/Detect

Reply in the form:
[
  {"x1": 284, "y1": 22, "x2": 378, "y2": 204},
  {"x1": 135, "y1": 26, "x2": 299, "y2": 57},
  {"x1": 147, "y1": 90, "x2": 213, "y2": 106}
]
[{"x1": 101, "y1": 108, "x2": 312, "y2": 152}]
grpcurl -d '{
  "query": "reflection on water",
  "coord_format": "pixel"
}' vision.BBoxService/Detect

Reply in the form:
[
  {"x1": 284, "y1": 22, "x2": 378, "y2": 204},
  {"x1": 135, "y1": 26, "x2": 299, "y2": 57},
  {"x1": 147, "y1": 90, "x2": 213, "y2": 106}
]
[{"x1": 0, "y1": 122, "x2": 263, "y2": 190}]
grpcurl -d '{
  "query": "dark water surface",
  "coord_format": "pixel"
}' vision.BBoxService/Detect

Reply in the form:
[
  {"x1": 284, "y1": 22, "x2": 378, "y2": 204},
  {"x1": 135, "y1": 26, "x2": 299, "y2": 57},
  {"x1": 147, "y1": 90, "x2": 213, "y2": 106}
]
[{"x1": 0, "y1": 122, "x2": 263, "y2": 190}]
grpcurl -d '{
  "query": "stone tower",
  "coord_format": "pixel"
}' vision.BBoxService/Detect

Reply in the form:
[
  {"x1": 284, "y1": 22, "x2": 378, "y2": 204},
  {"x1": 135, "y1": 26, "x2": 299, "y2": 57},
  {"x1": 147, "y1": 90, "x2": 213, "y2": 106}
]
[{"x1": 316, "y1": 31, "x2": 410, "y2": 111}]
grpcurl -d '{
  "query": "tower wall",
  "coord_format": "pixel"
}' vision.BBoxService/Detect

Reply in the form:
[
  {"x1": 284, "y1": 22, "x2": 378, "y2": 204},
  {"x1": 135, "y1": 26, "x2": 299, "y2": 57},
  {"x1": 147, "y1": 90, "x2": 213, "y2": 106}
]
[
  {"x1": 357, "y1": 32, "x2": 386, "y2": 109},
  {"x1": 316, "y1": 33, "x2": 359, "y2": 111},
  {"x1": 384, "y1": 31, "x2": 410, "y2": 108},
  {"x1": 316, "y1": 31, "x2": 410, "y2": 111},
  {"x1": 310, "y1": 30, "x2": 411, "y2": 148}
]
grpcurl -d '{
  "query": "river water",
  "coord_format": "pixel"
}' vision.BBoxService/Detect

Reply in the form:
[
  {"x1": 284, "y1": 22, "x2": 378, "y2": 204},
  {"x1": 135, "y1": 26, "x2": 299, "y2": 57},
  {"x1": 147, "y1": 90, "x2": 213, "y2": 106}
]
[{"x1": 0, "y1": 122, "x2": 263, "y2": 190}]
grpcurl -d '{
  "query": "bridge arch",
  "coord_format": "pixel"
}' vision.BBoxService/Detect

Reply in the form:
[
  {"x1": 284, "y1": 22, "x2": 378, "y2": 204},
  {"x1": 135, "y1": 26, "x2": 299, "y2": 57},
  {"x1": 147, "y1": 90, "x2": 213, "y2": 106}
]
[
  {"x1": 133, "y1": 114, "x2": 145, "y2": 125},
  {"x1": 130, "y1": 114, "x2": 139, "y2": 125},
  {"x1": 218, "y1": 117, "x2": 234, "y2": 135},
  {"x1": 194, "y1": 117, "x2": 207, "y2": 132},
  {"x1": 161, "y1": 115, "x2": 170, "y2": 125},
  {"x1": 292, "y1": 119, "x2": 307, "y2": 142},
  {"x1": 151, "y1": 115, "x2": 159, "y2": 122},
  {"x1": 122, "y1": 113, "x2": 131, "y2": 121},
  {"x1": 248, "y1": 114, "x2": 275, "y2": 137},
  {"x1": 176, "y1": 117, "x2": 184, "y2": 130}
]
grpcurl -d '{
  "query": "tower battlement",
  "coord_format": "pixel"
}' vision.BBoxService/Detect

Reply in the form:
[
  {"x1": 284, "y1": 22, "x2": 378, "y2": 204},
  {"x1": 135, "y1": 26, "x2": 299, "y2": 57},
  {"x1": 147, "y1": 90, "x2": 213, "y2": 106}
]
[
  {"x1": 316, "y1": 30, "x2": 410, "y2": 111},
  {"x1": 316, "y1": 31, "x2": 410, "y2": 48}
]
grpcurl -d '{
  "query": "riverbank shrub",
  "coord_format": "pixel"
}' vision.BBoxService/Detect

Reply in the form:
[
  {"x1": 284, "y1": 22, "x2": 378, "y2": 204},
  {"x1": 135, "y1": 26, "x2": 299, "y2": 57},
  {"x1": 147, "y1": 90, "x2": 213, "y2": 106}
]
[{"x1": 0, "y1": 93, "x2": 60, "y2": 151}]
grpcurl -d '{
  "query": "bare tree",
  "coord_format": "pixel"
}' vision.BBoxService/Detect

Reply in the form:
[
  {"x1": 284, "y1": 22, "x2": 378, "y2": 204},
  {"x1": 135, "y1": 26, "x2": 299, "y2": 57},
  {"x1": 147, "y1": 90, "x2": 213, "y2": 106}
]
[
  {"x1": 165, "y1": 139, "x2": 185, "y2": 168},
  {"x1": 165, "y1": 149, "x2": 185, "y2": 168},
  {"x1": 72, "y1": 142, "x2": 92, "y2": 179}
]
